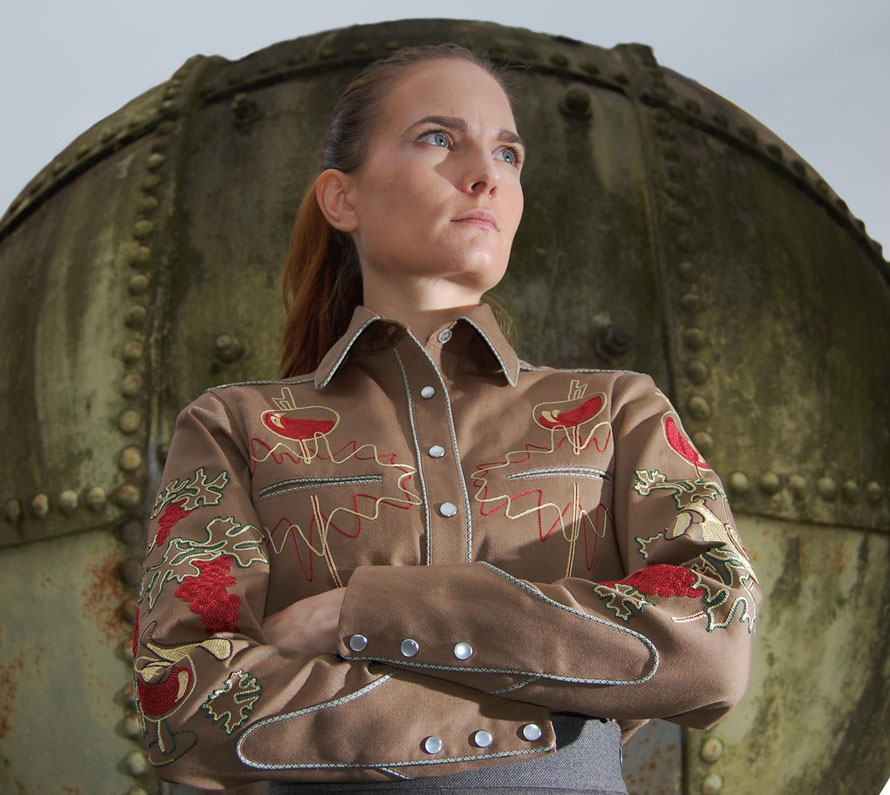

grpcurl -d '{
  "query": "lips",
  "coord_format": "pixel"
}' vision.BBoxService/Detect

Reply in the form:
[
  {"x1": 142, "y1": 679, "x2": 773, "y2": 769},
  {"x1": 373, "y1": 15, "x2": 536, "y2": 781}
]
[{"x1": 451, "y1": 209, "x2": 498, "y2": 231}]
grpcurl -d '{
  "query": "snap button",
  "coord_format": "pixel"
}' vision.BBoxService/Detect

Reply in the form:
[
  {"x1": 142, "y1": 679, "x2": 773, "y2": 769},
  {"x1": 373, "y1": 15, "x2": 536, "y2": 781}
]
[
  {"x1": 400, "y1": 638, "x2": 420, "y2": 658},
  {"x1": 420, "y1": 385, "x2": 436, "y2": 399},
  {"x1": 522, "y1": 723, "x2": 543, "y2": 742},
  {"x1": 473, "y1": 730, "x2": 493, "y2": 748},
  {"x1": 423, "y1": 736, "x2": 443, "y2": 754},
  {"x1": 437, "y1": 328, "x2": 453, "y2": 343},
  {"x1": 428, "y1": 445, "x2": 446, "y2": 458},
  {"x1": 453, "y1": 642, "x2": 474, "y2": 660},
  {"x1": 348, "y1": 634, "x2": 368, "y2": 652},
  {"x1": 439, "y1": 502, "x2": 458, "y2": 517}
]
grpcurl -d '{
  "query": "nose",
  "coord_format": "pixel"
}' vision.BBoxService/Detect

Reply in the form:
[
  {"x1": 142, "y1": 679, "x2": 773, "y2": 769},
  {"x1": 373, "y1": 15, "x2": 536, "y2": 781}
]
[{"x1": 460, "y1": 146, "x2": 499, "y2": 197}]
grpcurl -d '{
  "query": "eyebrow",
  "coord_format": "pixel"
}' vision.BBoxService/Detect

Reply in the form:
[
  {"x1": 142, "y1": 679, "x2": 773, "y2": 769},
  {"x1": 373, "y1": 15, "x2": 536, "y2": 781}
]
[{"x1": 406, "y1": 115, "x2": 527, "y2": 153}]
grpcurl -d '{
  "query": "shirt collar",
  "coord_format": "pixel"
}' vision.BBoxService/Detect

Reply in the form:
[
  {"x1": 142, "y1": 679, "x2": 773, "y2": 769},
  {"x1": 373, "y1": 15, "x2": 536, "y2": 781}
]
[{"x1": 313, "y1": 302, "x2": 520, "y2": 389}]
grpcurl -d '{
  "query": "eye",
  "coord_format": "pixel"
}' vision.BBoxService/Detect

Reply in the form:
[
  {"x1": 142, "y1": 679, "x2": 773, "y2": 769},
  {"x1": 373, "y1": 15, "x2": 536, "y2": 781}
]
[
  {"x1": 495, "y1": 146, "x2": 523, "y2": 167},
  {"x1": 418, "y1": 129, "x2": 452, "y2": 149}
]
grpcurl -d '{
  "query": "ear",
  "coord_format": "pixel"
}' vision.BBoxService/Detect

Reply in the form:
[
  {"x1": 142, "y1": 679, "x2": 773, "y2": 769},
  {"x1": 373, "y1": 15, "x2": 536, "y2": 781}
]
[{"x1": 315, "y1": 168, "x2": 358, "y2": 233}]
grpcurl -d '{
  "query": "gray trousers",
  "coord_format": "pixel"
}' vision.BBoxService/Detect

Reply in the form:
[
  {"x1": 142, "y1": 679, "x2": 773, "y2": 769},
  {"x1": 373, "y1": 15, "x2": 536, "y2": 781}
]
[{"x1": 270, "y1": 714, "x2": 627, "y2": 794}]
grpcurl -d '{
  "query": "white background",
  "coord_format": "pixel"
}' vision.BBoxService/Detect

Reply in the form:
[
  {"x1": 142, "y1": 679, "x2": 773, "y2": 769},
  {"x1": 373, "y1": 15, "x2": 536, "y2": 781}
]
[{"x1": 2, "y1": 0, "x2": 887, "y2": 253}]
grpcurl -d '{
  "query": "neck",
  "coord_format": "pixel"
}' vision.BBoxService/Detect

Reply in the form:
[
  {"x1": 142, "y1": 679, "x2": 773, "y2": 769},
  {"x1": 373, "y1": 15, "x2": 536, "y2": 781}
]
[{"x1": 361, "y1": 273, "x2": 485, "y2": 344}]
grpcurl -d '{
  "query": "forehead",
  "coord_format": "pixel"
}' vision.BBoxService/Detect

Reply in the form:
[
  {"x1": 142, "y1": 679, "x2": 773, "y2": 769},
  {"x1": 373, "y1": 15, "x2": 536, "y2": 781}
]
[{"x1": 378, "y1": 58, "x2": 516, "y2": 130}]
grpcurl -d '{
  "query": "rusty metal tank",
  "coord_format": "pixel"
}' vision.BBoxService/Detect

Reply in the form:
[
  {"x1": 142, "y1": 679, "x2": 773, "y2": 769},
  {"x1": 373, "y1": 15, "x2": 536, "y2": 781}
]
[{"x1": 1, "y1": 17, "x2": 887, "y2": 795}]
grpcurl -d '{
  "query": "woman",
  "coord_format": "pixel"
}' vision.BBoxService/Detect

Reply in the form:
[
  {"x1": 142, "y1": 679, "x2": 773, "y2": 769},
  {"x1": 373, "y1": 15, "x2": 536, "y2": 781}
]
[{"x1": 134, "y1": 44, "x2": 760, "y2": 793}]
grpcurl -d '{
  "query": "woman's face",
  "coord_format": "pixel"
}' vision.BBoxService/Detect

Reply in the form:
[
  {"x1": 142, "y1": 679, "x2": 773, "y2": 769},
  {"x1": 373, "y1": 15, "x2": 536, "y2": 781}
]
[{"x1": 343, "y1": 58, "x2": 525, "y2": 294}]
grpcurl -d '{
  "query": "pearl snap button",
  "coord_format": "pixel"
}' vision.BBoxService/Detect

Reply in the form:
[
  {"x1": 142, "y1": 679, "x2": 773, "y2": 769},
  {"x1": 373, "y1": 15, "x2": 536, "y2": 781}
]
[
  {"x1": 439, "y1": 502, "x2": 458, "y2": 517},
  {"x1": 423, "y1": 736, "x2": 443, "y2": 754},
  {"x1": 453, "y1": 642, "x2": 474, "y2": 660},
  {"x1": 437, "y1": 328, "x2": 453, "y2": 343},
  {"x1": 348, "y1": 634, "x2": 368, "y2": 652},
  {"x1": 473, "y1": 730, "x2": 493, "y2": 748},
  {"x1": 400, "y1": 638, "x2": 420, "y2": 658},
  {"x1": 522, "y1": 723, "x2": 543, "y2": 742},
  {"x1": 420, "y1": 386, "x2": 436, "y2": 399},
  {"x1": 428, "y1": 445, "x2": 445, "y2": 458}
]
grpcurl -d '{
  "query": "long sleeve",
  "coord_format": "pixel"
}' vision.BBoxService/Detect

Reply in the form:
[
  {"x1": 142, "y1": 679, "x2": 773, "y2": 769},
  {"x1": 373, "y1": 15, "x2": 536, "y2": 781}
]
[
  {"x1": 134, "y1": 391, "x2": 554, "y2": 789},
  {"x1": 338, "y1": 372, "x2": 760, "y2": 731}
]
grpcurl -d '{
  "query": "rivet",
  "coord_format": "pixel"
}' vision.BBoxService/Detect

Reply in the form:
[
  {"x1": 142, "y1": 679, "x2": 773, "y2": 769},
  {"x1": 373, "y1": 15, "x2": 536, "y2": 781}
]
[
  {"x1": 121, "y1": 373, "x2": 144, "y2": 398},
  {"x1": 319, "y1": 47, "x2": 337, "y2": 59},
  {"x1": 614, "y1": 72, "x2": 630, "y2": 85},
  {"x1": 122, "y1": 340, "x2": 144, "y2": 362},
  {"x1": 677, "y1": 261, "x2": 698, "y2": 282},
  {"x1": 52, "y1": 160, "x2": 66, "y2": 175},
  {"x1": 692, "y1": 431, "x2": 714, "y2": 455},
  {"x1": 759, "y1": 471, "x2": 781, "y2": 495},
  {"x1": 141, "y1": 174, "x2": 162, "y2": 191},
  {"x1": 119, "y1": 558, "x2": 143, "y2": 588},
  {"x1": 712, "y1": 113, "x2": 728, "y2": 128},
  {"x1": 122, "y1": 682, "x2": 136, "y2": 703},
  {"x1": 561, "y1": 86, "x2": 592, "y2": 118},
  {"x1": 58, "y1": 489, "x2": 79, "y2": 515},
  {"x1": 133, "y1": 220, "x2": 154, "y2": 239},
  {"x1": 232, "y1": 93, "x2": 261, "y2": 125},
  {"x1": 766, "y1": 143, "x2": 783, "y2": 160},
  {"x1": 818, "y1": 477, "x2": 838, "y2": 501},
  {"x1": 791, "y1": 159, "x2": 806, "y2": 177},
  {"x1": 728, "y1": 471, "x2": 750, "y2": 495},
  {"x1": 100, "y1": 128, "x2": 115, "y2": 142},
  {"x1": 125, "y1": 748, "x2": 148, "y2": 776},
  {"x1": 684, "y1": 359, "x2": 710, "y2": 385},
  {"x1": 128, "y1": 273, "x2": 150, "y2": 294},
  {"x1": 77, "y1": 143, "x2": 92, "y2": 158},
  {"x1": 581, "y1": 61, "x2": 600, "y2": 75},
  {"x1": 384, "y1": 40, "x2": 401, "y2": 51},
  {"x1": 121, "y1": 597, "x2": 139, "y2": 623},
  {"x1": 157, "y1": 120, "x2": 175, "y2": 135},
  {"x1": 687, "y1": 395, "x2": 711, "y2": 420},
  {"x1": 117, "y1": 483, "x2": 142, "y2": 509},
  {"x1": 835, "y1": 198, "x2": 848, "y2": 213},
  {"x1": 700, "y1": 736, "x2": 724, "y2": 762},
  {"x1": 122, "y1": 713, "x2": 143, "y2": 738},
  {"x1": 126, "y1": 787, "x2": 149, "y2": 795},
  {"x1": 146, "y1": 153, "x2": 166, "y2": 170},
  {"x1": 701, "y1": 772, "x2": 723, "y2": 794},
  {"x1": 31, "y1": 493, "x2": 50, "y2": 518},
  {"x1": 120, "y1": 519, "x2": 145, "y2": 546},
  {"x1": 163, "y1": 85, "x2": 178, "y2": 100},
  {"x1": 738, "y1": 126, "x2": 757, "y2": 143},
  {"x1": 130, "y1": 246, "x2": 151, "y2": 266},
  {"x1": 28, "y1": 175, "x2": 45, "y2": 195},
  {"x1": 788, "y1": 475, "x2": 808, "y2": 497},
  {"x1": 682, "y1": 328, "x2": 706, "y2": 351},
  {"x1": 853, "y1": 218, "x2": 865, "y2": 233},
  {"x1": 119, "y1": 409, "x2": 142, "y2": 434},
  {"x1": 85, "y1": 486, "x2": 107, "y2": 511},
  {"x1": 866, "y1": 481, "x2": 883, "y2": 503},
  {"x1": 815, "y1": 179, "x2": 829, "y2": 195},
  {"x1": 596, "y1": 326, "x2": 632, "y2": 358},
  {"x1": 5, "y1": 499, "x2": 22, "y2": 523},
  {"x1": 842, "y1": 479, "x2": 860, "y2": 502},
  {"x1": 352, "y1": 42, "x2": 372, "y2": 55},
  {"x1": 549, "y1": 52, "x2": 569, "y2": 67},
  {"x1": 679, "y1": 293, "x2": 701, "y2": 313},
  {"x1": 119, "y1": 446, "x2": 143, "y2": 472},
  {"x1": 124, "y1": 305, "x2": 147, "y2": 328},
  {"x1": 139, "y1": 196, "x2": 159, "y2": 214},
  {"x1": 683, "y1": 99, "x2": 701, "y2": 115},
  {"x1": 150, "y1": 136, "x2": 169, "y2": 153},
  {"x1": 214, "y1": 334, "x2": 246, "y2": 364}
]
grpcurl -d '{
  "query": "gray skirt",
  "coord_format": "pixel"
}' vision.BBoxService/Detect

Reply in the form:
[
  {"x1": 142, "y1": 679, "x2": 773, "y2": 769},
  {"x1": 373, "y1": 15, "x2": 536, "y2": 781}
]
[{"x1": 269, "y1": 713, "x2": 627, "y2": 794}]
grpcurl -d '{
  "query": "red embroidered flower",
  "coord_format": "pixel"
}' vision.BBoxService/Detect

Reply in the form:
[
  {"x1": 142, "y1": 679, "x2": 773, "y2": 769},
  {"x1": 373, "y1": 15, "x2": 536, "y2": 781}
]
[
  {"x1": 175, "y1": 556, "x2": 241, "y2": 634},
  {"x1": 601, "y1": 564, "x2": 704, "y2": 598},
  {"x1": 156, "y1": 499, "x2": 189, "y2": 546}
]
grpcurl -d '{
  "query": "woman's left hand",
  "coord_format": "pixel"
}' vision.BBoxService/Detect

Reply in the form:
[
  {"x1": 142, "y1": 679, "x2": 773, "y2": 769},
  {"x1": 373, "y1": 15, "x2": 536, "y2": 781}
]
[{"x1": 261, "y1": 587, "x2": 347, "y2": 656}]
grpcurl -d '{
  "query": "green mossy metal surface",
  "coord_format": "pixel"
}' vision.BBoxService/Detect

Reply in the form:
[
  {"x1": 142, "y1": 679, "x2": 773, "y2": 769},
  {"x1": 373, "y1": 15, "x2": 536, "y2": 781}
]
[{"x1": 0, "y1": 17, "x2": 887, "y2": 795}]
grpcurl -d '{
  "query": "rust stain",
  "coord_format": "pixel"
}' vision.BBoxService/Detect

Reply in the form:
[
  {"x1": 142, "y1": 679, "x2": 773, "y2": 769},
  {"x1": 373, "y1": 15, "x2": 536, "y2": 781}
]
[
  {"x1": 80, "y1": 547, "x2": 127, "y2": 645},
  {"x1": 0, "y1": 648, "x2": 25, "y2": 740}
]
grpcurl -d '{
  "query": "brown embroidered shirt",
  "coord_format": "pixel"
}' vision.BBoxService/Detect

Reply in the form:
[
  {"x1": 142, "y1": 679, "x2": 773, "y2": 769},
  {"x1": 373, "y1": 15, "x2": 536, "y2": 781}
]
[{"x1": 135, "y1": 302, "x2": 760, "y2": 789}]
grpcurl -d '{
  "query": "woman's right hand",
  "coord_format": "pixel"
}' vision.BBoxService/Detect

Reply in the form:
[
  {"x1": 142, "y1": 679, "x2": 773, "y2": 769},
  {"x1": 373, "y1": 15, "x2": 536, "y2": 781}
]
[{"x1": 261, "y1": 587, "x2": 346, "y2": 656}]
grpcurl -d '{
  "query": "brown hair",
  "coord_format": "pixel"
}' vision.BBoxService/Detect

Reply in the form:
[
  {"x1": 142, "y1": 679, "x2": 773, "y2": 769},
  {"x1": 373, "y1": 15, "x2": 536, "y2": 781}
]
[{"x1": 279, "y1": 43, "x2": 517, "y2": 378}]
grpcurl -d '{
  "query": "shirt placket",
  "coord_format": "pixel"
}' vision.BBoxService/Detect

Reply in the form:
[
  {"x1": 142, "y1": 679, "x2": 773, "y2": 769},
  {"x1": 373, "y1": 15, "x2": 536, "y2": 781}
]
[{"x1": 392, "y1": 325, "x2": 472, "y2": 566}]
